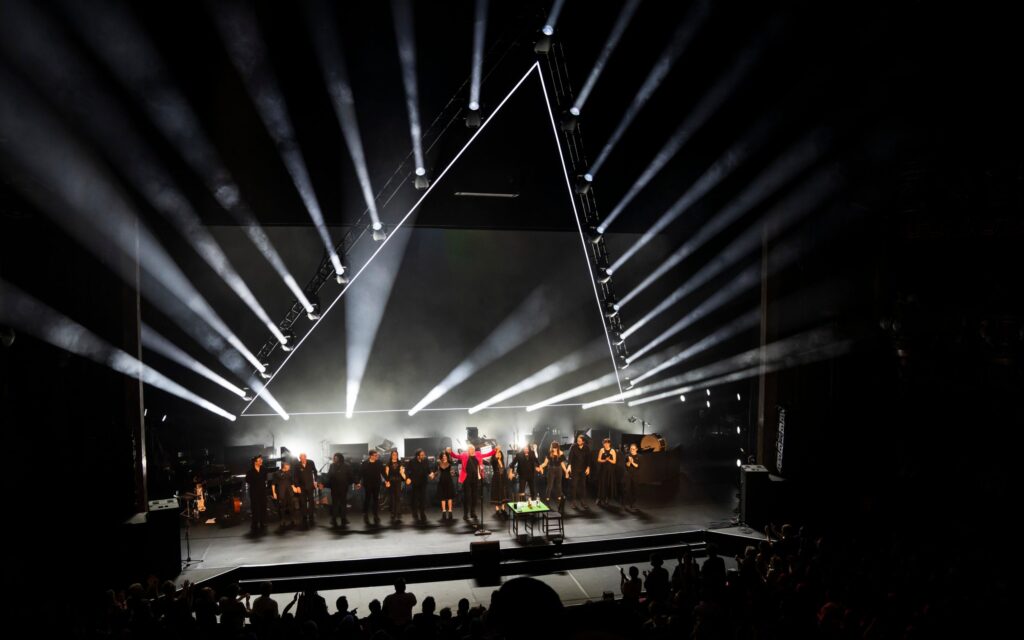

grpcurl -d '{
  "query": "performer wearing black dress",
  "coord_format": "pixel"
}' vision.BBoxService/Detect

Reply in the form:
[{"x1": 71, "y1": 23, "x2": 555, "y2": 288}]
[
  {"x1": 436, "y1": 451, "x2": 456, "y2": 521},
  {"x1": 405, "y1": 449, "x2": 434, "y2": 524},
  {"x1": 357, "y1": 451, "x2": 385, "y2": 525},
  {"x1": 538, "y1": 442, "x2": 569, "y2": 513},
  {"x1": 245, "y1": 454, "x2": 269, "y2": 531},
  {"x1": 326, "y1": 453, "x2": 352, "y2": 527},
  {"x1": 622, "y1": 443, "x2": 640, "y2": 509},
  {"x1": 489, "y1": 448, "x2": 509, "y2": 518},
  {"x1": 385, "y1": 449, "x2": 407, "y2": 523},
  {"x1": 567, "y1": 435, "x2": 592, "y2": 510},
  {"x1": 272, "y1": 461, "x2": 300, "y2": 529},
  {"x1": 596, "y1": 438, "x2": 618, "y2": 505},
  {"x1": 510, "y1": 444, "x2": 540, "y2": 499},
  {"x1": 293, "y1": 453, "x2": 318, "y2": 527}
]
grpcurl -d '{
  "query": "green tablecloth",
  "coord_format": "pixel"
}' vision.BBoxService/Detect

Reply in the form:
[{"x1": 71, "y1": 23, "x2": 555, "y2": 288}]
[{"x1": 507, "y1": 500, "x2": 550, "y2": 514}]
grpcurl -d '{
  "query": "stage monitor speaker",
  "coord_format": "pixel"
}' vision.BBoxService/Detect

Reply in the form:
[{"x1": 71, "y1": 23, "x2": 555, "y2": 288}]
[
  {"x1": 404, "y1": 437, "x2": 453, "y2": 458},
  {"x1": 740, "y1": 465, "x2": 771, "y2": 529},
  {"x1": 470, "y1": 540, "x2": 500, "y2": 584},
  {"x1": 330, "y1": 443, "x2": 370, "y2": 462},
  {"x1": 147, "y1": 499, "x2": 182, "y2": 579}
]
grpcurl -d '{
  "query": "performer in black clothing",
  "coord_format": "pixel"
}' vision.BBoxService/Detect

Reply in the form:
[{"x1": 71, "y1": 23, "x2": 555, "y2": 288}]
[
  {"x1": 490, "y1": 448, "x2": 509, "y2": 518},
  {"x1": 405, "y1": 449, "x2": 434, "y2": 523},
  {"x1": 293, "y1": 453, "x2": 318, "y2": 527},
  {"x1": 436, "y1": 451, "x2": 456, "y2": 521},
  {"x1": 326, "y1": 453, "x2": 352, "y2": 527},
  {"x1": 358, "y1": 451, "x2": 385, "y2": 525},
  {"x1": 622, "y1": 443, "x2": 640, "y2": 509},
  {"x1": 510, "y1": 444, "x2": 540, "y2": 499},
  {"x1": 567, "y1": 435, "x2": 592, "y2": 510},
  {"x1": 538, "y1": 442, "x2": 569, "y2": 513},
  {"x1": 596, "y1": 438, "x2": 618, "y2": 505},
  {"x1": 385, "y1": 450, "x2": 407, "y2": 523},
  {"x1": 245, "y1": 454, "x2": 269, "y2": 531},
  {"x1": 272, "y1": 461, "x2": 300, "y2": 528}
]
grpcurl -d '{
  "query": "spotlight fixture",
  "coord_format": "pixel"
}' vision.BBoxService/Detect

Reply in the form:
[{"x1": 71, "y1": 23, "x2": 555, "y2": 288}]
[
  {"x1": 706, "y1": 389, "x2": 711, "y2": 396},
  {"x1": 679, "y1": 394, "x2": 686, "y2": 402},
  {"x1": 560, "y1": 111, "x2": 578, "y2": 132},
  {"x1": 465, "y1": 104, "x2": 481, "y2": 128},
  {"x1": 242, "y1": 388, "x2": 254, "y2": 402},
  {"x1": 603, "y1": 300, "x2": 619, "y2": 319},
  {"x1": 736, "y1": 426, "x2": 741, "y2": 434},
  {"x1": 534, "y1": 34, "x2": 551, "y2": 54},
  {"x1": 280, "y1": 329, "x2": 296, "y2": 352},
  {"x1": 586, "y1": 226, "x2": 603, "y2": 244},
  {"x1": 414, "y1": 171, "x2": 430, "y2": 190},
  {"x1": 306, "y1": 299, "x2": 322, "y2": 321},
  {"x1": 259, "y1": 368, "x2": 272, "y2": 380},
  {"x1": 706, "y1": 400, "x2": 711, "y2": 408},
  {"x1": 335, "y1": 266, "x2": 349, "y2": 285},
  {"x1": 162, "y1": 414, "x2": 167, "y2": 422},
  {"x1": 736, "y1": 458, "x2": 742, "y2": 467},
  {"x1": 575, "y1": 173, "x2": 593, "y2": 194},
  {"x1": 612, "y1": 332, "x2": 625, "y2": 346},
  {"x1": 598, "y1": 268, "x2": 613, "y2": 284},
  {"x1": 737, "y1": 393, "x2": 742, "y2": 401},
  {"x1": 372, "y1": 224, "x2": 388, "y2": 242}
]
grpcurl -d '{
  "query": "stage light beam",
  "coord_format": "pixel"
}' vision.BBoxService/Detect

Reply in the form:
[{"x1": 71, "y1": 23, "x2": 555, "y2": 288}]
[
  {"x1": 469, "y1": 0, "x2": 489, "y2": 112},
  {"x1": 571, "y1": 0, "x2": 642, "y2": 114}
]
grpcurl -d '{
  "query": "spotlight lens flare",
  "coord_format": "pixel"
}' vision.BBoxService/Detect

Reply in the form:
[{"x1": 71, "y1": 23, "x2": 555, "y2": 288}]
[
  {"x1": 542, "y1": 25, "x2": 554, "y2": 36},
  {"x1": 469, "y1": 101, "x2": 480, "y2": 111},
  {"x1": 415, "y1": 167, "x2": 426, "y2": 176},
  {"x1": 569, "y1": 106, "x2": 580, "y2": 116}
]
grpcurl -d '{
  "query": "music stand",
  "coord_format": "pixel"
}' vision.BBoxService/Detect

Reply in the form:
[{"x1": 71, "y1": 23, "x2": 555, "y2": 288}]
[{"x1": 176, "y1": 494, "x2": 203, "y2": 569}]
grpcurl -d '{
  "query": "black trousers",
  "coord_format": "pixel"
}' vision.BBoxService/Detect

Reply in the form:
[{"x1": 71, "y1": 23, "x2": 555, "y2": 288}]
[
  {"x1": 410, "y1": 484, "x2": 427, "y2": 517},
  {"x1": 463, "y1": 480, "x2": 480, "y2": 516},
  {"x1": 363, "y1": 486, "x2": 380, "y2": 520},
  {"x1": 297, "y1": 486, "x2": 316, "y2": 521},
  {"x1": 277, "y1": 495, "x2": 296, "y2": 525},
  {"x1": 330, "y1": 488, "x2": 347, "y2": 521},
  {"x1": 388, "y1": 484, "x2": 402, "y2": 518},
  {"x1": 251, "y1": 495, "x2": 267, "y2": 528},
  {"x1": 570, "y1": 473, "x2": 588, "y2": 504},
  {"x1": 623, "y1": 473, "x2": 638, "y2": 507},
  {"x1": 517, "y1": 474, "x2": 536, "y2": 498}
]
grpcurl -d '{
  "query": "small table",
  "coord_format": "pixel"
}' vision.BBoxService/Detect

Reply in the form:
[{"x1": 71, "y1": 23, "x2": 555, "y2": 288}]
[{"x1": 507, "y1": 500, "x2": 550, "y2": 540}]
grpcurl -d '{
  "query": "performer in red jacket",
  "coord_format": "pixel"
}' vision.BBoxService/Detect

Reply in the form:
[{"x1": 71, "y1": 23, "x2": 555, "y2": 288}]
[{"x1": 451, "y1": 444, "x2": 496, "y2": 521}]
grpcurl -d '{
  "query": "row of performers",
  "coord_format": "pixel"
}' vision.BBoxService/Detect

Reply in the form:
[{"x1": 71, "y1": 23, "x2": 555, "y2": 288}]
[{"x1": 243, "y1": 436, "x2": 643, "y2": 531}]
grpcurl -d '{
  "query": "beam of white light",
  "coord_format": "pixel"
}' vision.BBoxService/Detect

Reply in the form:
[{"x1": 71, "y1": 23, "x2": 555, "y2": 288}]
[
  {"x1": 58, "y1": 0, "x2": 314, "y2": 312},
  {"x1": 571, "y1": 0, "x2": 642, "y2": 114},
  {"x1": 627, "y1": 262, "x2": 762, "y2": 363},
  {"x1": 582, "y1": 327, "x2": 840, "y2": 409},
  {"x1": 628, "y1": 339, "x2": 854, "y2": 406},
  {"x1": 526, "y1": 371, "x2": 622, "y2": 412},
  {"x1": 622, "y1": 167, "x2": 839, "y2": 341},
  {"x1": 211, "y1": 0, "x2": 345, "y2": 272},
  {"x1": 598, "y1": 44, "x2": 760, "y2": 234},
  {"x1": 306, "y1": 0, "x2": 383, "y2": 231},
  {"x1": 541, "y1": 0, "x2": 567, "y2": 36},
  {"x1": 0, "y1": 72, "x2": 268, "y2": 377},
  {"x1": 240, "y1": 63, "x2": 544, "y2": 416},
  {"x1": 468, "y1": 340, "x2": 607, "y2": 414},
  {"x1": 392, "y1": 0, "x2": 426, "y2": 174},
  {"x1": 141, "y1": 324, "x2": 247, "y2": 398},
  {"x1": 631, "y1": 308, "x2": 760, "y2": 384},
  {"x1": 588, "y1": 0, "x2": 709, "y2": 178},
  {"x1": 0, "y1": 5, "x2": 287, "y2": 346},
  {"x1": 0, "y1": 280, "x2": 236, "y2": 421},
  {"x1": 619, "y1": 131, "x2": 826, "y2": 308},
  {"x1": 469, "y1": 0, "x2": 489, "y2": 110},
  {"x1": 409, "y1": 286, "x2": 557, "y2": 416},
  {"x1": 537, "y1": 59, "x2": 624, "y2": 394},
  {"x1": 243, "y1": 402, "x2": 591, "y2": 417}
]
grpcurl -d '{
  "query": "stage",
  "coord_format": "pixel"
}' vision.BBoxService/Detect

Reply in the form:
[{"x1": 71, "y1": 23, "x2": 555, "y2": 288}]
[{"x1": 180, "y1": 464, "x2": 741, "y2": 577}]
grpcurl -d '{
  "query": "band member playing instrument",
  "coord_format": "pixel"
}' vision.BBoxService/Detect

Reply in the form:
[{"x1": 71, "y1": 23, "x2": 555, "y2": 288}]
[
  {"x1": 622, "y1": 443, "x2": 640, "y2": 509},
  {"x1": 567, "y1": 434, "x2": 592, "y2": 510},
  {"x1": 405, "y1": 449, "x2": 434, "y2": 524},
  {"x1": 436, "y1": 451, "x2": 456, "y2": 521},
  {"x1": 385, "y1": 450, "x2": 407, "y2": 523},
  {"x1": 326, "y1": 453, "x2": 352, "y2": 527},
  {"x1": 272, "y1": 461, "x2": 300, "y2": 529},
  {"x1": 245, "y1": 454, "x2": 269, "y2": 531},
  {"x1": 293, "y1": 453, "x2": 318, "y2": 528},
  {"x1": 538, "y1": 442, "x2": 570, "y2": 513},
  {"x1": 490, "y1": 448, "x2": 509, "y2": 518},
  {"x1": 452, "y1": 444, "x2": 495, "y2": 521},
  {"x1": 510, "y1": 443, "x2": 540, "y2": 500},
  {"x1": 596, "y1": 438, "x2": 618, "y2": 506},
  {"x1": 357, "y1": 451, "x2": 385, "y2": 526}
]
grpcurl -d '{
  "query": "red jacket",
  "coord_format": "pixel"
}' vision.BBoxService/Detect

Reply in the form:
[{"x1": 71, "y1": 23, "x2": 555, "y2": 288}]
[{"x1": 452, "y1": 448, "x2": 496, "y2": 483}]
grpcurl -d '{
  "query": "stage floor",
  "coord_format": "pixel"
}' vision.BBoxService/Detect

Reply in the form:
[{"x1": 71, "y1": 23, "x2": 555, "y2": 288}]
[{"x1": 182, "y1": 467, "x2": 739, "y2": 576}]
